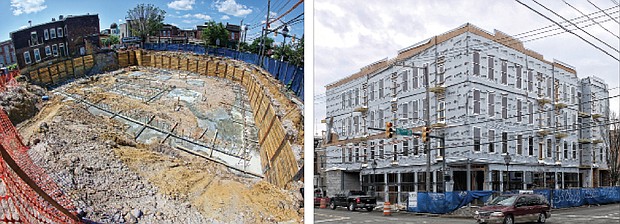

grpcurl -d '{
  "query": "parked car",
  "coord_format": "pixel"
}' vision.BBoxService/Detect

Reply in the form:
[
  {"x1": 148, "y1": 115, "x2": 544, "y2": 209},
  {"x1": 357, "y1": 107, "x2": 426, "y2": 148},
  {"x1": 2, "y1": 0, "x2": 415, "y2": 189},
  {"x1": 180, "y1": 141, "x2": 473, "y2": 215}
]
[
  {"x1": 474, "y1": 194, "x2": 551, "y2": 224},
  {"x1": 314, "y1": 188, "x2": 330, "y2": 207},
  {"x1": 329, "y1": 190, "x2": 377, "y2": 212}
]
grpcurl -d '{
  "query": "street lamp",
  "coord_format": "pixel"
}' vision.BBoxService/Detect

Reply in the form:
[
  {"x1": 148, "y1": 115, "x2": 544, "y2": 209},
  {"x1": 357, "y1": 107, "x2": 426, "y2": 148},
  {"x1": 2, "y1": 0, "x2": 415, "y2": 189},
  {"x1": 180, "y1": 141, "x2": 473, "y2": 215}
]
[
  {"x1": 371, "y1": 160, "x2": 377, "y2": 198},
  {"x1": 504, "y1": 153, "x2": 512, "y2": 192}
]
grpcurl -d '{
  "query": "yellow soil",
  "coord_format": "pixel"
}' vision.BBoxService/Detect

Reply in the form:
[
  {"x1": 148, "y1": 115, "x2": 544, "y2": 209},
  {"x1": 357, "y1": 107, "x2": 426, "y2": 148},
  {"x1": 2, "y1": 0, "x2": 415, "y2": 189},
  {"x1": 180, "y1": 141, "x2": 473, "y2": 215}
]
[{"x1": 115, "y1": 146, "x2": 301, "y2": 223}]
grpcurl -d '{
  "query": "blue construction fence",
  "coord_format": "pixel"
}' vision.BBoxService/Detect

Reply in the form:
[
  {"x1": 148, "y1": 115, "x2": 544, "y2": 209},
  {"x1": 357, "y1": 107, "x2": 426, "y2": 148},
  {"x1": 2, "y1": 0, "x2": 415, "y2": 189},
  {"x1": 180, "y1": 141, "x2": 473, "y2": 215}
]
[
  {"x1": 142, "y1": 43, "x2": 304, "y2": 101},
  {"x1": 407, "y1": 186, "x2": 620, "y2": 214}
]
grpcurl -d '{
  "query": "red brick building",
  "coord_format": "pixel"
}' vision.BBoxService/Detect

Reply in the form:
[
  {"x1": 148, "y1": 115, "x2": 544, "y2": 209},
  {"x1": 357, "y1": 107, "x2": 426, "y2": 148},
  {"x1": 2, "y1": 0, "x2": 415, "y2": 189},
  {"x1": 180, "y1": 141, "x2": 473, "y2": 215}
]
[
  {"x1": 10, "y1": 14, "x2": 100, "y2": 69},
  {"x1": 0, "y1": 40, "x2": 16, "y2": 67}
]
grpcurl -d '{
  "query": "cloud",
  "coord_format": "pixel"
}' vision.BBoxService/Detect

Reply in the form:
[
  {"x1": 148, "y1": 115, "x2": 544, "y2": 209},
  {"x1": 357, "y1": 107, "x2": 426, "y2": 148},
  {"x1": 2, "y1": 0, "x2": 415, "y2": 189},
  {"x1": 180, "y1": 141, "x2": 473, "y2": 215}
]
[
  {"x1": 214, "y1": 0, "x2": 252, "y2": 17},
  {"x1": 175, "y1": 13, "x2": 212, "y2": 21},
  {"x1": 221, "y1": 15, "x2": 230, "y2": 20},
  {"x1": 167, "y1": 0, "x2": 195, "y2": 11},
  {"x1": 10, "y1": 0, "x2": 47, "y2": 16}
]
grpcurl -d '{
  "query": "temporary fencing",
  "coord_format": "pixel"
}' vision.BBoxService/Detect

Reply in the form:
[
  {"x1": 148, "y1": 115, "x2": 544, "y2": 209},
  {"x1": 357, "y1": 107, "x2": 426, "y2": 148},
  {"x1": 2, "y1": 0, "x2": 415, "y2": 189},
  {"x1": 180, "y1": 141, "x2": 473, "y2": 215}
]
[
  {"x1": 143, "y1": 43, "x2": 304, "y2": 101},
  {"x1": 407, "y1": 187, "x2": 620, "y2": 214},
  {"x1": 0, "y1": 72, "x2": 81, "y2": 222}
]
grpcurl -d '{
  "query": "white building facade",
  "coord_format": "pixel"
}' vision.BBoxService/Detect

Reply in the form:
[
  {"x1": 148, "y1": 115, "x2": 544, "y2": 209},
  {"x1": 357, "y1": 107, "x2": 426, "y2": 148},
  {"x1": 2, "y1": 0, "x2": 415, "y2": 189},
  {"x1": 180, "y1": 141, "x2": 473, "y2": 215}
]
[{"x1": 321, "y1": 24, "x2": 611, "y2": 206}]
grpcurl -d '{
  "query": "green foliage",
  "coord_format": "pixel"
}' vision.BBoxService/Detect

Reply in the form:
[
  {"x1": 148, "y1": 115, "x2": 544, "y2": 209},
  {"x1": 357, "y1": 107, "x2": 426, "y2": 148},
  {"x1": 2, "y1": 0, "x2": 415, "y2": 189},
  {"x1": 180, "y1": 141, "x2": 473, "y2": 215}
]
[
  {"x1": 126, "y1": 4, "x2": 166, "y2": 42},
  {"x1": 249, "y1": 36, "x2": 274, "y2": 54},
  {"x1": 201, "y1": 21, "x2": 229, "y2": 47},
  {"x1": 272, "y1": 36, "x2": 303, "y2": 67},
  {"x1": 102, "y1": 35, "x2": 120, "y2": 46}
]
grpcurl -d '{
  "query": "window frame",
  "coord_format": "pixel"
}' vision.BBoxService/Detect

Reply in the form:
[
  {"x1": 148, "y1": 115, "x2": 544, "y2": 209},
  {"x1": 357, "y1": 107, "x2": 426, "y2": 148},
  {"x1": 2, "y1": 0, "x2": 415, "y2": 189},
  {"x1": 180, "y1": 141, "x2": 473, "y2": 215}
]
[
  {"x1": 57, "y1": 27, "x2": 64, "y2": 37},
  {"x1": 23, "y1": 51, "x2": 32, "y2": 64}
]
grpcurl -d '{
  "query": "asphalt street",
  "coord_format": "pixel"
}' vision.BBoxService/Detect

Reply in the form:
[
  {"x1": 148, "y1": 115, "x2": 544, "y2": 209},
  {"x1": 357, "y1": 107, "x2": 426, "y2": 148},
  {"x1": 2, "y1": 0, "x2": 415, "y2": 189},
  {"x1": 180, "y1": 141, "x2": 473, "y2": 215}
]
[{"x1": 314, "y1": 203, "x2": 620, "y2": 224}]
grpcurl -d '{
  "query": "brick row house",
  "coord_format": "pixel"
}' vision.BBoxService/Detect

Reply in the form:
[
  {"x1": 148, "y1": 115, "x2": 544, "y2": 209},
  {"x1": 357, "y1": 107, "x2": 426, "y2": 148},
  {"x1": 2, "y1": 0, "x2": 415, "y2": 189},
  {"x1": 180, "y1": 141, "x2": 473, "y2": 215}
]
[
  {"x1": 10, "y1": 14, "x2": 100, "y2": 69},
  {"x1": 0, "y1": 40, "x2": 17, "y2": 67}
]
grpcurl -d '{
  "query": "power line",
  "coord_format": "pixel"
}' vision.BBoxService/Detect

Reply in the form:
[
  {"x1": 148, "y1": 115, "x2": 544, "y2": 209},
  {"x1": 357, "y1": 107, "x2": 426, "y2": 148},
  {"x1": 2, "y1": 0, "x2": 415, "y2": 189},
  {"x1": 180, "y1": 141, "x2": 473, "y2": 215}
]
[
  {"x1": 268, "y1": 0, "x2": 303, "y2": 26},
  {"x1": 320, "y1": 120, "x2": 619, "y2": 159},
  {"x1": 328, "y1": 94, "x2": 620, "y2": 136},
  {"x1": 562, "y1": 0, "x2": 620, "y2": 39},
  {"x1": 530, "y1": 0, "x2": 619, "y2": 54},
  {"x1": 589, "y1": 0, "x2": 620, "y2": 24}
]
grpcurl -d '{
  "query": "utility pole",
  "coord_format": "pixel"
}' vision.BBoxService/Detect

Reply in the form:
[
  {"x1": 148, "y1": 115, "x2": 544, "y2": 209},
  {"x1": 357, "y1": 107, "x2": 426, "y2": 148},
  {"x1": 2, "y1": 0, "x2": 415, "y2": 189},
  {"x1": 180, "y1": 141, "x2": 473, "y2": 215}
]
[
  {"x1": 237, "y1": 19, "x2": 243, "y2": 52},
  {"x1": 424, "y1": 62, "x2": 431, "y2": 192},
  {"x1": 259, "y1": 0, "x2": 271, "y2": 68}
]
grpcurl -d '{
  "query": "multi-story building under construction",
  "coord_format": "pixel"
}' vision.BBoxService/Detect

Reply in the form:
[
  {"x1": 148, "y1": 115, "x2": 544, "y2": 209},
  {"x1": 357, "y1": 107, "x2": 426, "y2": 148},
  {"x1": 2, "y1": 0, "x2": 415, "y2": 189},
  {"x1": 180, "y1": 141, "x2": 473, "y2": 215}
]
[{"x1": 320, "y1": 23, "x2": 611, "y2": 206}]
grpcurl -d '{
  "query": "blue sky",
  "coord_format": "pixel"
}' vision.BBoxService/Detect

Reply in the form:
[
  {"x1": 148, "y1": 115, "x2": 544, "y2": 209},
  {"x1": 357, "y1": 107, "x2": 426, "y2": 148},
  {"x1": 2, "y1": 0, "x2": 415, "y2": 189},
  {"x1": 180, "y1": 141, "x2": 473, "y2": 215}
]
[{"x1": 0, "y1": 0, "x2": 304, "y2": 44}]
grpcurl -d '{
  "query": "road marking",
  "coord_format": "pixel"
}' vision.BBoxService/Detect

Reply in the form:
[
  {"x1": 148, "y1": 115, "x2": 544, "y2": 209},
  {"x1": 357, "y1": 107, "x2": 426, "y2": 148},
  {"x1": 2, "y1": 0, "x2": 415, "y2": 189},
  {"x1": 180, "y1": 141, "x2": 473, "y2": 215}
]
[{"x1": 314, "y1": 217, "x2": 351, "y2": 223}]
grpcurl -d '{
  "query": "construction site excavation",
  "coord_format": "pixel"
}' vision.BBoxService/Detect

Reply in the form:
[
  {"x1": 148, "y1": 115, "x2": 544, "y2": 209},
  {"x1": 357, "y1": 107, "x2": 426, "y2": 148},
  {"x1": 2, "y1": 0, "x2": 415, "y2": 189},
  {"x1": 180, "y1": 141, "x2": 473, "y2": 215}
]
[{"x1": 1, "y1": 50, "x2": 304, "y2": 223}]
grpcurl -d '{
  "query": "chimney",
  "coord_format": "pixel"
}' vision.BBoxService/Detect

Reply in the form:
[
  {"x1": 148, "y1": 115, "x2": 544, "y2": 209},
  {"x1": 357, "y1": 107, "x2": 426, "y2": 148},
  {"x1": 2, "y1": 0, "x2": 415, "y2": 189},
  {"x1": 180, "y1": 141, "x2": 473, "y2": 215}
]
[
  {"x1": 52, "y1": 18, "x2": 56, "y2": 21},
  {"x1": 28, "y1": 20, "x2": 31, "y2": 27},
  {"x1": 59, "y1": 15, "x2": 64, "y2": 20}
]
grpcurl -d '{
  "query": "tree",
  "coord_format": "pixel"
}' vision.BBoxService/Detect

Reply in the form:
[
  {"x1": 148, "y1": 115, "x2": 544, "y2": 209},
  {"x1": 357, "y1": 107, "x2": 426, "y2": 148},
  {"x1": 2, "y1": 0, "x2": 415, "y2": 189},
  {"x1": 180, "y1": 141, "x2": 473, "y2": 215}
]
[
  {"x1": 289, "y1": 36, "x2": 304, "y2": 67},
  {"x1": 102, "y1": 35, "x2": 120, "y2": 47},
  {"x1": 249, "y1": 36, "x2": 274, "y2": 55},
  {"x1": 126, "y1": 4, "x2": 166, "y2": 44},
  {"x1": 238, "y1": 41, "x2": 251, "y2": 52},
  {"x1": 201, "y1": 21, "x2": 229, "y2": 47},
  {"x1": 606, "y1": 112, "x2": 620, "y2": 186}
]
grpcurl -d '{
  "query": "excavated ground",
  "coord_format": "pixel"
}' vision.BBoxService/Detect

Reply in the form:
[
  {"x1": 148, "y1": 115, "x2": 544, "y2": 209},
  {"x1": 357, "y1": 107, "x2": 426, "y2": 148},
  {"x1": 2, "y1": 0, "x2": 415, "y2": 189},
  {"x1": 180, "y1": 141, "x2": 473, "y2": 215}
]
[{"x1": 11, "y1": 67, "x2": 303, "y2": 223}]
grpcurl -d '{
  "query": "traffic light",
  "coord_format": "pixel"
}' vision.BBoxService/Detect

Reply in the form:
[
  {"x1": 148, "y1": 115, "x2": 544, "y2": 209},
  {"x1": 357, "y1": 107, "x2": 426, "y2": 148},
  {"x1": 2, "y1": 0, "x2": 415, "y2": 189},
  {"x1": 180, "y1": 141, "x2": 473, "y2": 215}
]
[
  {"x1": 385, "y1": 122, "x2": 394, "y2": 138},
  {"x1": 422, "y1": 127, "x2": 431, "y2": 142}
]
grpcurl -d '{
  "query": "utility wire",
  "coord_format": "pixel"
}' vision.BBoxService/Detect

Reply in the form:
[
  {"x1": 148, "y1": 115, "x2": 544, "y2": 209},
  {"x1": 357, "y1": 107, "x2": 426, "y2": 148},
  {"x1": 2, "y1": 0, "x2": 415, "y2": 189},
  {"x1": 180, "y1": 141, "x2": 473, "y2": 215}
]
[
  {"x1": 530, "y1": 0, "x2": 619, "y2": 54},
  {"x1": 268, "y1": 0, "x2": 303, "y2": 26},
  {"x1": 522, "y1": 0, "x2": 618, "y2": 61},
  {"x1": 562, "y1": 0, "x2": 620, "y2": 39},
  {"x1": 589, "y1": 0, "x2": 620, "y2": 24},
  {"x1": 320, "y1": 120, "x2": 619, "y2": 159}
]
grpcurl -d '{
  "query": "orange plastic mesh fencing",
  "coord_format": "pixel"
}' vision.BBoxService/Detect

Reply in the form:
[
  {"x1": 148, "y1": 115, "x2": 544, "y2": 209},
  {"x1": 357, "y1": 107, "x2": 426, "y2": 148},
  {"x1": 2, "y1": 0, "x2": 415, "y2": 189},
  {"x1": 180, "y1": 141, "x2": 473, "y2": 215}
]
[
  {"x1": 0, "y1": 107, "x2": 80, "y2": 223},
  {"x1": 0, "y1": 70, "x2": 18, "y2": 92}
]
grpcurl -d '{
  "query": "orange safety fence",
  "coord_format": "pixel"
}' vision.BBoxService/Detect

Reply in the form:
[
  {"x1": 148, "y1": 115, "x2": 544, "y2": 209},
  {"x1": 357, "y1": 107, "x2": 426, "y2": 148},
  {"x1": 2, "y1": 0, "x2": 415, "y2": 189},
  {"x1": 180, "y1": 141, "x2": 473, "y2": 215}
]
[
  {"x1": 0, "y1": 83, "x2": 81, "y2": 222},
  {"x1": 0, "y1": 70, "x2": 18, "y2": 92}
]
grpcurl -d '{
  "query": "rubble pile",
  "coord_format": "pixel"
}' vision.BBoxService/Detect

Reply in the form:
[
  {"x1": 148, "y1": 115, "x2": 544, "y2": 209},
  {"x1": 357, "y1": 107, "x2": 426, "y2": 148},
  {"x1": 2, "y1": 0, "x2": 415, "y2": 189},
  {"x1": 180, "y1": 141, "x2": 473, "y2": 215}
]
[{"x1": 0, "y1": 82, "x2": 46, "y2": 124}]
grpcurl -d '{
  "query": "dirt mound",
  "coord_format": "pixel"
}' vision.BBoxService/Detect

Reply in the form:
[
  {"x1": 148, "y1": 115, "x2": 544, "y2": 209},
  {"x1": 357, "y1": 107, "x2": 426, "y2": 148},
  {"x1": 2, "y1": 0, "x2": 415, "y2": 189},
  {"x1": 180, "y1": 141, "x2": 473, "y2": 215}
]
[{"x1": 0, "y1": 82, "x2": 46, "y2": 124}]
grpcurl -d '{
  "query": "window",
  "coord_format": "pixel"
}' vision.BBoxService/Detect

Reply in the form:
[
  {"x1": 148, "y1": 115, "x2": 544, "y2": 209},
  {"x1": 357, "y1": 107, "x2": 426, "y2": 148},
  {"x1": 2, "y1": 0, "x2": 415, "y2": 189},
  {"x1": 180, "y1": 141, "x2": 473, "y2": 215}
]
[
  {"x1": 488, "y1": 92, "x2": 495, "y2": 116},
  {"x1": 502, "y1": 132, "x2": 508, "y2": 153},
  {"x1": 52, "y1": 44, "x2": 58, "y2": 57},
  {"x1": 23, "y1": 51, "x2": 31, "y2": 64},
  {"x1": 44, "y1": 29, "x2": 49, "y2": 40},
  {"x1": 539, "y1": 142, "x2": 544, "y2": 159},
  {"x1": 571, "y1": 87, "x2": 576, "y2": 104},
  {"x1": 45, "y1": 46, "x2": 51, "y2": 56},
  {"x1": 355, "y1": 147, "x2": 360, "y2": 162},
  {"x1": 437, "y1": 101, "x2": 445, "y2": 123},
  {"x1": 341, "y1": 147, "x2": 346, "y2": 163},
  {"x1": 369, "y1": 111, "x2": 375, "y2": 129},
  {"x1": 572, "y1": 143, "x2": 576, "y2": 159},
  {"x1": 33, "y1": 48, "x2": 41, "y2": 62},
  {"x1": 378, "y1": 110, "x2": 384, "y2": 129},
  {"x1": 370, "y1": 142, "x2": 376, "y2": 160},
  {"x1": 379, "y1": 79, "x2": 384, "y2": 98},
  {"x1": 489, "y1": 130, "x2": 495, "y2": 152},
  {"x1": 31, "y1": 31, "x2": 38, "y2": 45},
  {"x1": 413, "y1": 68, "x2": 419, "y2": 89},
  {"x1": 474, "y1": 127, "x2": 481, "y2": 151},
  {"x1": 517, "y1": 135, "x2": 523, "y2": 155},
  {"x1": 369, "y1": 83, "x2": 375, "y2": 101},
  {"x1": 546, "y1": 139, "x2": 552, "y2": 158},
  {"x1": 563, "y1": 142, "x2": 568, "y2": 159},
  {"x1": 379, "y1": 140, "x2": 385, "y2": 159},
  {"x1": 473, "y1": 51, "x2": 480, "y2": 76},
  {"x1": 354, "y1": 88, "x2": 359, "y2": 106},
  {"x1": 348, "y1": 147, "x2": 353, "y2": 162},
  {"x1": 529, "y1": 102, "x2": 534, "y2": 124},
  {"x1": 517, "y1": 99, "x2": 522, "y2": 122},
  {"x1": 412, "y1": 100, "x2": 419, "y2": 120},
  {"x1": 57, "y1": 28, "x2": 63, "y2": 37},
  {"x1": 529, "y1": 136, "x2": 534, "y2": 156},
  {"x1": 50, "y1": 28, "x2": 56, "y2": 39},
  {"x1": 393, "y1": 144, "x2": 398, "y2": 161},
  {"x1": 516, "y1": 65, "x2": 522, "y2": 89},
  {"x1": 402, "y1": 71, "x2": 409, "y2": 92},
  {"x1": 547, "y1": 78, "x2": 553, "y2": 97},
  {"x1": 413, "y1": 138, "x2": 419, "y2": 155},
  {"x1": 502, "y1": 95, "x2": 508, "y2": 119},
  {"x1": 528, "y1": 71, "x2": 533, "y2": 91},
  {"x1": 474, "y1": 89, "x2": 480, "y2": 114},
  {"x1": 488, "y1": 56, "x2": 494, "y2": 81},
  {"x1": 59, "y1": 43, "x2": 66, "y2": 57},
  {"x1": 348, "y1": 90, "x2": 352, "y2": 107},
  {"x1": 353, "y1": 116, "x2": 359, "y2": 135},
  {"x1": 341, "y1": 92, "x2": 345, "y2": 109},
  {"x1": 401, "y1": 102, "x2": 409, "y2": 121},
  {"x1": 403, "y1": 140, "x2": 409, "y2": 157},
  {"x1": 501, "y1": 60, "x2": 507, "y2": 85}
]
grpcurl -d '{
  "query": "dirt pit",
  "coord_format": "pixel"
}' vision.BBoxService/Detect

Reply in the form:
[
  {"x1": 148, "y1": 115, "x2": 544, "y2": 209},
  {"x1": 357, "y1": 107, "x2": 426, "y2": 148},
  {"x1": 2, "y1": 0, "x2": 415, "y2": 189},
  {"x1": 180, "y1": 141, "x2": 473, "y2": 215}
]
[{"x1": 17, "y1": 68, "x2": 303, "y2": 223}]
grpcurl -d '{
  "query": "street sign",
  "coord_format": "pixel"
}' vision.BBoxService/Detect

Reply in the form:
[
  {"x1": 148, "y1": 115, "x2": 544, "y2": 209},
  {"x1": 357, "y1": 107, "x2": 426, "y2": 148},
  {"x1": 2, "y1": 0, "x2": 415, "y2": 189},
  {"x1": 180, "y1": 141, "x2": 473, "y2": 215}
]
[{"x1": 395, "y1": 128, "x2": 413, "y2": 136}]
